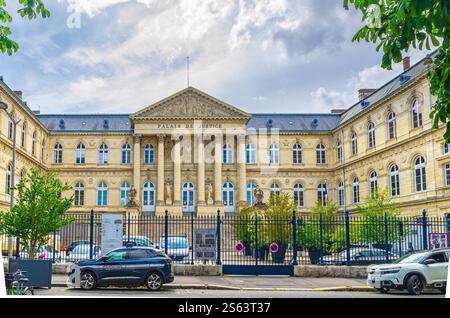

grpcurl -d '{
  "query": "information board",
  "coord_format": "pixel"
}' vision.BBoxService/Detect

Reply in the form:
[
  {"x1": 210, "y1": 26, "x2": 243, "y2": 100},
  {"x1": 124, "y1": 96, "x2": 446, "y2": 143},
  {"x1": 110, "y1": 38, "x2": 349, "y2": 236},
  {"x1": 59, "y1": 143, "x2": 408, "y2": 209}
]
[{"x1": 101, "y1": 214, "x2": 124, "y2": 256}]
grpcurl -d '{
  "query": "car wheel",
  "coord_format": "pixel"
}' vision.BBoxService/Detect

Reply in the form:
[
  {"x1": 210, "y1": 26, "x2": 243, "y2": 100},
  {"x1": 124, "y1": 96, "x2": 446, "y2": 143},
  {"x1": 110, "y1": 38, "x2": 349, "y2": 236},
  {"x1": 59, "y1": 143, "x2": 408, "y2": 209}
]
[
  {"x1": 146, "y1": 272, "x2": 163, "y2": 291},
  {"x1": 406, "y1": 275, "x2": 423, "y2": 296},
  {"x1": 80, "y1": 271, "x2": 97, "y2": 290}
]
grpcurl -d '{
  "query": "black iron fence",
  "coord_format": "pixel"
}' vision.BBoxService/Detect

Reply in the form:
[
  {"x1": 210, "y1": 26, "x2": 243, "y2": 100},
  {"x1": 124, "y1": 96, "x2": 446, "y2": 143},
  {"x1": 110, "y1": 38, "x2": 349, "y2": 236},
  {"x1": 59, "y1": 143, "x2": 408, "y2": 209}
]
[{"x1": 2, "y1": 210, "x2": 450, "y2": 266}]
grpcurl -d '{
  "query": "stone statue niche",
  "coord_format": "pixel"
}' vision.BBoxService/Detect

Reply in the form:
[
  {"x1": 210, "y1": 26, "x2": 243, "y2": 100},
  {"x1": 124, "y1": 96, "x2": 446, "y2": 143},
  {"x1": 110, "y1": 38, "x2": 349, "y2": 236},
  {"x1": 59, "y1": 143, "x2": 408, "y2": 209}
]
[
  {"x1": 165, "y1": 181, "x2": 172, "y2": 205},
  {"x1": 253, "y1": 185, "x2": 265, "y2": 209},
  {"x1": 206, "y1": 183, "x2": 214, "y2": 205}
]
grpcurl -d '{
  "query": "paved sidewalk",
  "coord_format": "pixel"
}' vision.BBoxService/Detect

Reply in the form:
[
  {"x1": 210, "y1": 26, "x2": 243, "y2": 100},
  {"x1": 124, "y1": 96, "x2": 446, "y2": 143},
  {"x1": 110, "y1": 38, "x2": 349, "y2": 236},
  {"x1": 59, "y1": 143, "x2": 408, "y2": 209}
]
[{"x1": 54, "y1": 274, "x2": 370, "y2": 291}]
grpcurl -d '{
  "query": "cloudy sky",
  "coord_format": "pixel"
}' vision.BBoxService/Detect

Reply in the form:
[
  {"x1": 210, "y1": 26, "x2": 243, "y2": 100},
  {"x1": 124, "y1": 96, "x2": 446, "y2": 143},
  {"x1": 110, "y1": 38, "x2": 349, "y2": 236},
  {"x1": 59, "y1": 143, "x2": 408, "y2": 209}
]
[{"x1": 0, "y1": 0, "x2": 433, "y2": 115}]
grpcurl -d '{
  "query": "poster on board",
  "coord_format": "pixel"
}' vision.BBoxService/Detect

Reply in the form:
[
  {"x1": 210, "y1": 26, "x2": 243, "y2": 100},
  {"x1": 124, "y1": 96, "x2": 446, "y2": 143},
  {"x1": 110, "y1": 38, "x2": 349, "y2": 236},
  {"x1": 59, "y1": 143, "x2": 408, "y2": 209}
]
[{"x1": 101, "y1": 214, "x2": 124, "y2": 256}]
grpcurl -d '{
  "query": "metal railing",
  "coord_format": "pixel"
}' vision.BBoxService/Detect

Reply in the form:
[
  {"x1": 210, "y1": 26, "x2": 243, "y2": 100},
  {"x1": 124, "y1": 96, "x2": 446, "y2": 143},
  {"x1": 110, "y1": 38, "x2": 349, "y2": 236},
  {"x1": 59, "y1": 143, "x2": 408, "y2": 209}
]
[{"x1": 2, "y1": 210, "x2": 449, "y2": 266}]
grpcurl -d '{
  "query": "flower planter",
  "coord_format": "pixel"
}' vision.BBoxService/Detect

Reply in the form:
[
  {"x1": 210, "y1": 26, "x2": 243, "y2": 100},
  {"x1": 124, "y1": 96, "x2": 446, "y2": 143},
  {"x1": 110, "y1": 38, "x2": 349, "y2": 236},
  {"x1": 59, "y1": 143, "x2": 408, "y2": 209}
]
[
  {"x1": 243, "y1": 241, "x2": 253, "y2": 257},
  {"x1": 253, "y1": 246, "x2": 269, "y2": 261},
  {"x1": 8, "y1": 258, "x2": 52, "y2": 288},
  {"x1": 271, "y1": 244, "x2": 288, "y2": 264}
]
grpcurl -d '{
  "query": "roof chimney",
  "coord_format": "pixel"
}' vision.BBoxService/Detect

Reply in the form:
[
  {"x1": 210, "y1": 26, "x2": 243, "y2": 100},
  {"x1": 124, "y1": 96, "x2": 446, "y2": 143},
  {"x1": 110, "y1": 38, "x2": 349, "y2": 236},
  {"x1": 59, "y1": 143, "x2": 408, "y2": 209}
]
[
  {"x1": 403, "y1": 56, "x2": 410, "y2": 72},
  {"x1": 13, "y1": 90, "x2": 23, "y2": 99},
  {"x1": 358, "y1": 88, "x2": 376, "y2": 101}
]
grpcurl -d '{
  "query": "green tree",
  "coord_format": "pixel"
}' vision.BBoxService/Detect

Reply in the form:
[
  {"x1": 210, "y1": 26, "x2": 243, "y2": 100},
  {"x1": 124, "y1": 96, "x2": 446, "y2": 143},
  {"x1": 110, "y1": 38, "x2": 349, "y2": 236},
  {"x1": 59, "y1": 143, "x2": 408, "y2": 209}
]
[
  {"x1": 344, "y1": 1, "x2": 450, "y2": 140},
  {"x1": 0, "y1": 168, "x2": 74, "y2": 259},
  {"x1": 264, "y1": 193, "x2": 295, "y2": 245},
  {"x1": 1, "y1": 0, "x2": 50, "y2": 55}
]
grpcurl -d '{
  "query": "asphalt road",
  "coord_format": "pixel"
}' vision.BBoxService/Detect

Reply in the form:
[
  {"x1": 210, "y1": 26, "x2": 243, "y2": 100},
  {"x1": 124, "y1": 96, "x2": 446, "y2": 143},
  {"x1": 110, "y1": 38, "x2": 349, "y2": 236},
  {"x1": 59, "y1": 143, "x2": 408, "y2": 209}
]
[{"x1": 33, "y1": 287, "x2": 445, "y2": 298}]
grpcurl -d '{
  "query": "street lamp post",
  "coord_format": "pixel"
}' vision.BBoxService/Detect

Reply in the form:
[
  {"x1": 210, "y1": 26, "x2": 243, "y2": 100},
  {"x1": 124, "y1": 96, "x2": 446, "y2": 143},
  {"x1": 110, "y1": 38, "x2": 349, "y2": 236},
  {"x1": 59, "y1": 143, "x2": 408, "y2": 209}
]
[{"x1": 0, "y1": 101, "x2": 19, "y2": 259}]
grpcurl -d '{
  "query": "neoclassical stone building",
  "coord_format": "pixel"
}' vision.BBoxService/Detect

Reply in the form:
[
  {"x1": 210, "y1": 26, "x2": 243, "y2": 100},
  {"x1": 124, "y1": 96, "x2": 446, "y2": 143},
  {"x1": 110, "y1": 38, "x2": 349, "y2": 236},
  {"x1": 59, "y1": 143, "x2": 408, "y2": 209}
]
[{"x1": 0, "y1": 53, "x2": 448, "y2": 217}]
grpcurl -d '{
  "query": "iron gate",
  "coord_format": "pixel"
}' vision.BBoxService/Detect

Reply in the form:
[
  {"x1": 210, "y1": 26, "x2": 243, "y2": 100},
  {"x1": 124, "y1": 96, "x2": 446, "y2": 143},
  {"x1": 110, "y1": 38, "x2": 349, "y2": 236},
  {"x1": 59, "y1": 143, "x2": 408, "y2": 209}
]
[{"x1": 221, "y1": 214, "x2": 297, "y2": 275}]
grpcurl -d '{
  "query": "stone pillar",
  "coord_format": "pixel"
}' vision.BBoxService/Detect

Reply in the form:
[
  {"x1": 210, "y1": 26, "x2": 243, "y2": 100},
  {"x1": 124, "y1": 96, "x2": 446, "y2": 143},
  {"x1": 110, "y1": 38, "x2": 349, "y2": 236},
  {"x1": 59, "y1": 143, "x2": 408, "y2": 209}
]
[
  {"x1": 237, "y1": 134, "x2": 247, "y2": 205},
  {"x1": 214, "y1": 135, "x2": 223, "y2": 204},
  {"x1": 157, "y1": 134, "x2": 165, "y2": 204},
  {"x1": 133, "y1": 134, "x2": 142, "y2": 201},
  {"x1": 173, "y1": 136, "x2": 182, "y2": 205},
  {"x1": 197, "y1": 135, "x2": 205, "y2": 205}
]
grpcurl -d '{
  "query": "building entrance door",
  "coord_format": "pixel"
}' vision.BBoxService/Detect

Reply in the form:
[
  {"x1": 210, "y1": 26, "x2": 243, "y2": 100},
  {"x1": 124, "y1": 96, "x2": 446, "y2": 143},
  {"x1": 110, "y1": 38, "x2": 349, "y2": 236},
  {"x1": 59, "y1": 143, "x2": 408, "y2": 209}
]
[{"x1": 182, "y1": 182, "x2": 195, "y2": 213}]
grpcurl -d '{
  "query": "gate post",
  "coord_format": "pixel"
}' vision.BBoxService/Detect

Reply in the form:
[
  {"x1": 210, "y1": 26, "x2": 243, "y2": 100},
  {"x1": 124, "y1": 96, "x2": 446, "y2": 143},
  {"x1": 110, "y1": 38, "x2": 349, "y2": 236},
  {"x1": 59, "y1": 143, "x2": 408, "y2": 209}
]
[
  {"x1": 255, "y1": 212, "x2": 259, "y2": 267},
  {"x1": 216, "y1": 209, "x2": 222, "y2": 265},
  {"x1": 422, "y1": 209, "x2": 428, "y2": 250},
  {"x1": 345, "y1": 210, "x2": 351, "y2": 266},
  {"x1": 384, "y1": 212, "x2": 389, "y2": 262},
  {"x1": 164, "y1": 210, "x2": 169, "y2": 255},
  {"x1": 191, "y1": 212, "x2": 194, "y2": 265},
  {"x1": 291, "y1": 210, "x2": 298, "y2": 266},
  {"x1": 127, "y1": 212, "x2": 131, "y2": 244},
  {"x1": 398, "y1": 220, "x2": 404, "y2": 257},
  {"x1": 319, "y1": 213, "x2": 324, "y2": 266},
  {"x1": 89, "y1": 209, "x2": 94, "y2": 260},
  {"x1": 52, "y1": 231, "x2": 57, "y2": 263}
]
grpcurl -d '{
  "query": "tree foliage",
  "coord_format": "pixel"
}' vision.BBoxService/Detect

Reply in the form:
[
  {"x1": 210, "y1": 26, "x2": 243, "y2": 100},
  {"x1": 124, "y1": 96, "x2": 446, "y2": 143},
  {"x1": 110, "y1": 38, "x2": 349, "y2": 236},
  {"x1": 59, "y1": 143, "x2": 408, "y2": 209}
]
[
  {"x1": 344, "y1": 0, "x2": 450, "y2": 140},
  {"x1": 0, "y1": 168, "x2": 74, "y2": 258},
  {"x1": 0, "y1": 0, "x2": 50, "y2": 55}
]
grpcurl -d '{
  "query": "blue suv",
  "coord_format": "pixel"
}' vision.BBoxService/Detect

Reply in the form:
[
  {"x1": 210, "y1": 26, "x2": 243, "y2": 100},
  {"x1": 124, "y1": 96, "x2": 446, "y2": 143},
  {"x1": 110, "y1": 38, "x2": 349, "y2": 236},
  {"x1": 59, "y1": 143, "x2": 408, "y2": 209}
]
[{"x1": 67, "y1": 246, "x2": 174, "y2": 291}]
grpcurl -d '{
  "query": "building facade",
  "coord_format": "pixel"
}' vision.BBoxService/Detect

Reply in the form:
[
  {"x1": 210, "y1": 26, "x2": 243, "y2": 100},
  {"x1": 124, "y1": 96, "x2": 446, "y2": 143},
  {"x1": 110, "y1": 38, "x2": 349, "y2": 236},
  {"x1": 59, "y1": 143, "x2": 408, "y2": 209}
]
[{"x1": 0, "y1": 53, "x2": 449, "y2": 217}]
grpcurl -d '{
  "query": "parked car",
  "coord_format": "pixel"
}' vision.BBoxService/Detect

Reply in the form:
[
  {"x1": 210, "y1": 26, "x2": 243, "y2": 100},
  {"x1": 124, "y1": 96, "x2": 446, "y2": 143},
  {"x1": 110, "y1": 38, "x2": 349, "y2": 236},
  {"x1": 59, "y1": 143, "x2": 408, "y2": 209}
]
[
  {"x1": 122, "y1": 235, "x2": 162, "y2": 250},
  {"x1": 64, "y1": 240, "x2": 91, "y2": 255},
  {"x1": 66, "y1": 244, "x2": 100, "y2": 263},
  {"x1": 159, "y1": 235, "x2": 189, "y2": 262},
  {"x1": 368, "y1": 248, "x2": 449, "y2": 295},
  {"x1": 66, "y1": 246, "x2": 174, "y2": 291},
  {"x1": 19, "y1": 245, "x2": 60, "y2": 261},
  {"x1": 322, "y1": 248, "x2": 398, "y2": 265}
]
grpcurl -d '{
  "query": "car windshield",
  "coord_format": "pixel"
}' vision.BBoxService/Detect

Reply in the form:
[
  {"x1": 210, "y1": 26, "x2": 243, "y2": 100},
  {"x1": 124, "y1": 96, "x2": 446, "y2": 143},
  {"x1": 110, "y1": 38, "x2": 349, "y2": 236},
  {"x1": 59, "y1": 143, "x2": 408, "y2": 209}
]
[
  {"x1": 72, "y1": 245, "x2": 92, "y2": 254},
  {"x1": 393, "y1": 252, "x2": 425, "y2": 264},
  {"x1": 161, "y1": 237, "x2": 188, "y2": 249}
]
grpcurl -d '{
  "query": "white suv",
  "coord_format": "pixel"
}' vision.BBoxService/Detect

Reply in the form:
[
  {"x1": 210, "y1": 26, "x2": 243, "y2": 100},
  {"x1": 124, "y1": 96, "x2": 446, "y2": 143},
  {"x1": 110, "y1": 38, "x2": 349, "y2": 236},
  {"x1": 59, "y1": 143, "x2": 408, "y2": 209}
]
[{"x1": 367, "y1": 248, "x2": 449, "y2": 295}]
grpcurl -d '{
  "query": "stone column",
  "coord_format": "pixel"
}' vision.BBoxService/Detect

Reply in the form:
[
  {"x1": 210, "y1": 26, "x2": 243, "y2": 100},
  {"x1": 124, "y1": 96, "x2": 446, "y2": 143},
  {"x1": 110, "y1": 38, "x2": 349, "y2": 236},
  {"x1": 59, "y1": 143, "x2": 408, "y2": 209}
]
[
  {"x1": 173, "y1": 136, "x2": 182, "y2": 205},
  {"x1": 237, "y1": 134, "x2": 247, "y2": 205},
  {"x1": 133, "y1": 134, "x2": 142, "y2": 201},
  {"x1": 157, "y1": 134, "x2": 165, "y2": 204},
  {"x1": 197, "y1": 134, "x2": 205, "y2": 205},
  {"x1": 214, "y1": 134, "x2": 223, "y2": 205}
]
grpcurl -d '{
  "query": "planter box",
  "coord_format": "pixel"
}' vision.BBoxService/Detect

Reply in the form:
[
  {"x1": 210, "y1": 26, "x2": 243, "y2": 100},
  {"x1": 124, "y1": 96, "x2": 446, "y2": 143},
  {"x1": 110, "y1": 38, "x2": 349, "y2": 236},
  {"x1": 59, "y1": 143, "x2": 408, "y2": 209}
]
[{"x1": 8, "y1": 259, "x2": 52, "y2": 288}]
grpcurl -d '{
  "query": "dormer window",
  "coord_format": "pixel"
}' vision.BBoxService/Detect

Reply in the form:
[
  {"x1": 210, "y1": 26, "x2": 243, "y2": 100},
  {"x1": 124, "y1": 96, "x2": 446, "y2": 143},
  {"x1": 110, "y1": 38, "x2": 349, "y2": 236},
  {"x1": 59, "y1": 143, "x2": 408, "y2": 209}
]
[
  {"x1": 400, "y1": 74, "x2": 411, "y2": 85},
  {"x1": 361, "y1": 100, "x2": 370, "y2": 109},
  {"x1": 266, "y1": 119, "x2": 273, "y2": 129},
  {"x1": 103, "y1": 120, "x2": 109, "y2": 129},
  {"x1": 311, "y1": 119, "x2": 318, "y2": 129},
  {"x1": 59, "y1": 120, "x2": 65, "y2": 129}
]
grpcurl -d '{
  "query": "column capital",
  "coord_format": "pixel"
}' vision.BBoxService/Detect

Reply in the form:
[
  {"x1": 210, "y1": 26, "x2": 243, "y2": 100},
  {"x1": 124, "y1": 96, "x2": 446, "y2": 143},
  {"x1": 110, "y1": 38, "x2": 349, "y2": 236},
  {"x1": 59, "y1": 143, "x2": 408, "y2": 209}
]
[
  {"x1": 157, "y1": 134, "x2": 166, "y2": 143},
  {"x1": 133, "y1": 134, "x2": 142, "y2": 144}
]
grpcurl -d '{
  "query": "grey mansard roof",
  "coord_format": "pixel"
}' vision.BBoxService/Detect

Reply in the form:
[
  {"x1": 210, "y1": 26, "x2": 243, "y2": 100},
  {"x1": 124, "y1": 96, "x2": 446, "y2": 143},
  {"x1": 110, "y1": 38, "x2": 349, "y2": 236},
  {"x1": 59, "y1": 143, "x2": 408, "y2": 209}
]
[{"x1": 4, "y1": 52, "x2": 435, "y2": 134}]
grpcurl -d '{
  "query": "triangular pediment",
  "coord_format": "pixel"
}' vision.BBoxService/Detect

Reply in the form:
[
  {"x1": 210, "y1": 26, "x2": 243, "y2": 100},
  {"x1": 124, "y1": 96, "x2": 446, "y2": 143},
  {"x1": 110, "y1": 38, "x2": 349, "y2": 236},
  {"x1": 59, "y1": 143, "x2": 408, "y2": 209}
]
[{"x1": 131, "y1": 87, "x2": 251, "y2": 121}]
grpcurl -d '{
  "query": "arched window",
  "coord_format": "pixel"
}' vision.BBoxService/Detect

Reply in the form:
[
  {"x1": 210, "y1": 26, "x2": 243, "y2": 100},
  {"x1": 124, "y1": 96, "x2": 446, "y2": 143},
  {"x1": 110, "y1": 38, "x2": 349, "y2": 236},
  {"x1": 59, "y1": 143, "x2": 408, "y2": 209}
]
[
  {"x1": 31, "y1": 131, "x2": 36, "y2": 155},
  {"x1": 99, "y1": 143, "x2": 108, "y2": 164},
  {"x1": 369, "y1": 171, "x2": 378, "y2": 195},
  {"x1": 270, "y1": 183, "x2": 280, "y2": 204},
  {"x1": 6, "y1": 164, "x2": 12, "y2": 194},
  {"x1": 223, "y1": 182, "x2": 235, "y2": 213},
  {"x1": 120, "y1": 183, "x2": 131, "y2": 206},
  {"x1": 338, "y1": 181, "x2": 345, "y2": 207},
  {"x1": 121, "y1": 144, "x2": 131, "y2": 164},
  {"x1": 411, "y1": 98, "x2": 423, "y2": 129},
  {"x1": 97, "y1": 182, "x2": 108, "y2": 206},
  {"x1": 223, "y1": 144, "x2": 233, "y2": 164},
  {"x1": 294, "y1": 184, "x2": 304, "y2": 207},
  {"x1": 414, "y1": 157, "x2": 427, "y2": 192},
  {"x1": 269, "y1": 144, "x2": 279, "y2": 164},
  {"x1": 246, "y1": 183, "x2": 257, "y2": 206},
  {"x1": 352, "y1": 177, "x2": 360, "y2": 204},
  {"x1": 41, "y1": 139, "x2": 45, "y2": 161},
  {"x1": 316, "y1": 144, "x2": 326, "y2": 164},
  {"x1": 182, "y1": 182, "x2": 195, "y2": 213},
  {"x1": 390, "y1": 165, "x2": 400, "y2": 196},
  {"x1": 351, "y1": 131, "x2": 358, "y2": 155},
  {"x1": 337, "y1": 140, "x2": 343, "y2": 162},
  {"x1": 293, "y1": 144, "x2": 302, "y2": 164},
  {"x1": 387, "y1": 112, "x2": 396, "y2": 139},
  {"x1": 368, "y1": 122, "x2": 376, "y2": 148},
  {"x1": 317, "y1": 183, "x2": 328, "y2": 206},
  {"x1": 21, "y1": 123, "x2": 26, "y2": 147},
  {"x1": 74, "y1": 182, "x2": 84, "y2": 206},
  {"x1": 144, "y1": 144, "x2": 155, "y2": 164},
  {"x1": 246, "y1": 144, "x2": 256, "y2": 164},
  {"x1": 76, "y1": 143, "x2": 86, "y2": 164},
  {"x1": 53, "y1": 143, "x2": 63, "y2": 164},
  {"x1": 142, "y1": 182, "x2": 156, "y2": 212}
]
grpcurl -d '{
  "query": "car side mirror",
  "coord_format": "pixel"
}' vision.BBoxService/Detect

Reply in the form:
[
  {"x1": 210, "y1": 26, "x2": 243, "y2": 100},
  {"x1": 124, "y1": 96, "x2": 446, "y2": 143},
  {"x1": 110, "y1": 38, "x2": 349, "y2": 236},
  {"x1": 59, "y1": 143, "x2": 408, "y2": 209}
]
[
  {"x1": 100, "y1": 256, "x2": 109, "y2": 262},
  {"x1": 424, "y1": 259, "x2": 436, "y2": 265}
]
